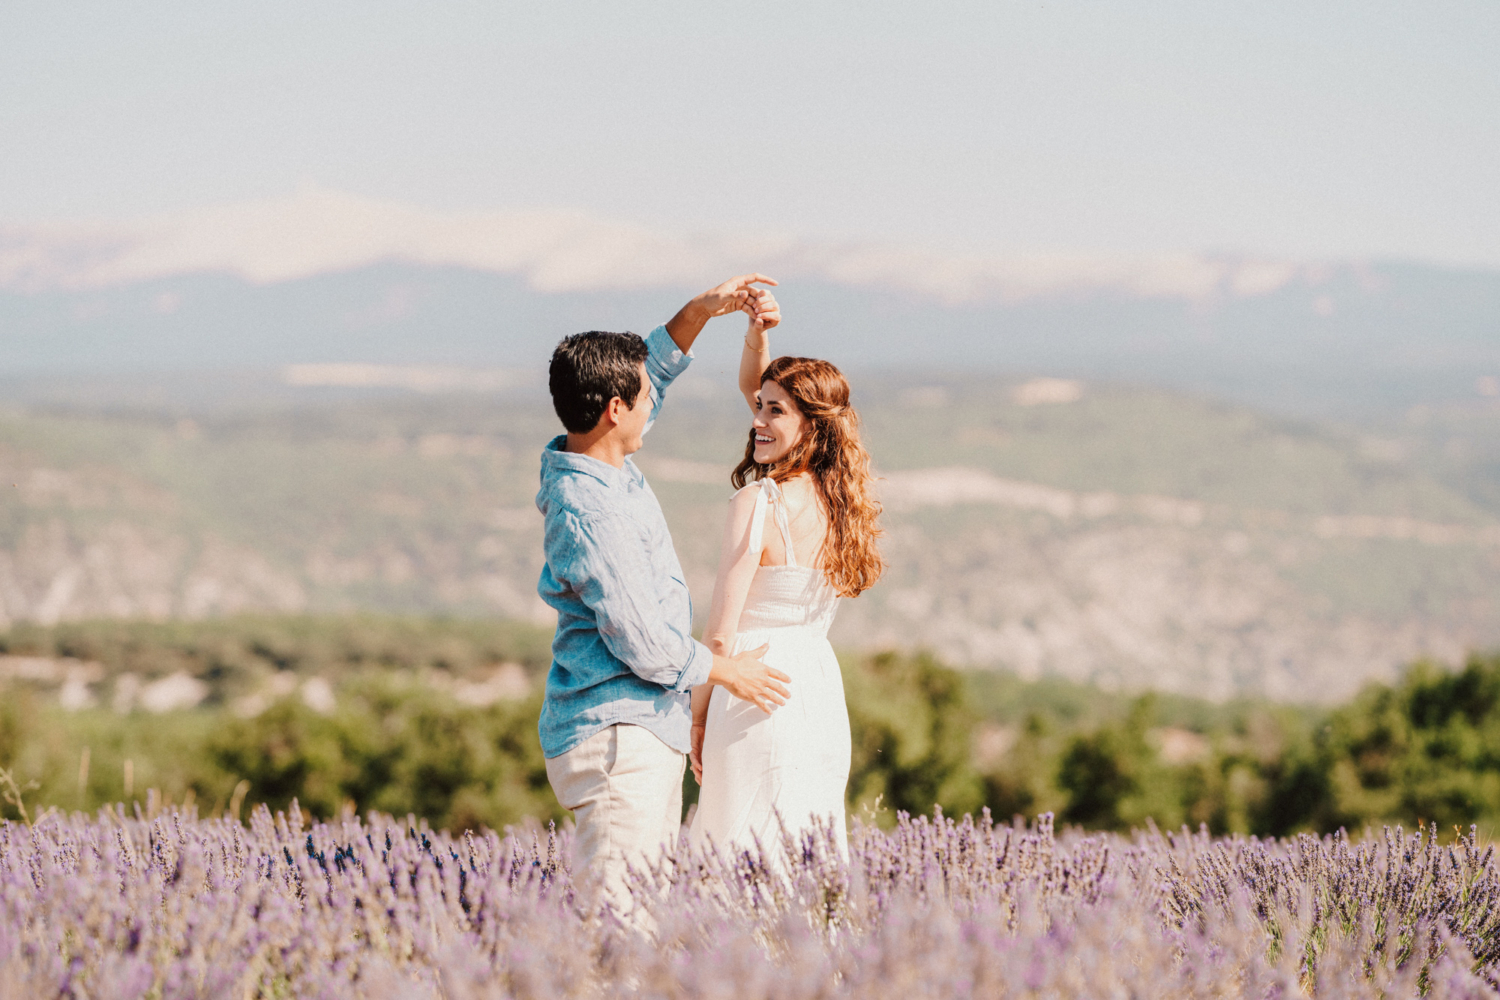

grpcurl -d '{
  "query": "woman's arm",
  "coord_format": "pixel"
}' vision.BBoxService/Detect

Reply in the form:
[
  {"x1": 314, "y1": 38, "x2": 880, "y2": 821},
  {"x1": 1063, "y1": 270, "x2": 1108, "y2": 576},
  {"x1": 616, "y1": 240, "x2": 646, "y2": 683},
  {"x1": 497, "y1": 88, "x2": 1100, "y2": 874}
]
[
  {"x1": 738, "y1": 288, "x2": 780, "y2": 412},
  {"x1": 703, "y1": 485, "x2": 767, "y2": 659},
  {"x1": 689, "y1": 684, "x2": 711, "y2": 782},
  {"x1": 689, "y1": 485, "x2": 770, "y2": 781}
]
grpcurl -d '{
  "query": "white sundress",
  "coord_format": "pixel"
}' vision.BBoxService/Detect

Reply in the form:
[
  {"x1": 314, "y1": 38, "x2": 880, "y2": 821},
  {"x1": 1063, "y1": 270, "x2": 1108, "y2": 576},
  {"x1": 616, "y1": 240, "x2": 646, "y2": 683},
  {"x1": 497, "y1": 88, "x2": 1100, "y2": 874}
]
[{"x1": 689, "y1": 477, "x2": 851, "y2": 860}]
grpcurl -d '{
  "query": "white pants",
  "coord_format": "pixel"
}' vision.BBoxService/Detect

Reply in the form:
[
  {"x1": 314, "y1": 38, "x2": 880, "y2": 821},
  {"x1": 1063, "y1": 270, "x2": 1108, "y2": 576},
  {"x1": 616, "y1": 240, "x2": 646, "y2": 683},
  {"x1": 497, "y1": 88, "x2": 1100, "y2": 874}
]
[{"x1": 545, "y1": 724, "x2": 684, "y2": 914}]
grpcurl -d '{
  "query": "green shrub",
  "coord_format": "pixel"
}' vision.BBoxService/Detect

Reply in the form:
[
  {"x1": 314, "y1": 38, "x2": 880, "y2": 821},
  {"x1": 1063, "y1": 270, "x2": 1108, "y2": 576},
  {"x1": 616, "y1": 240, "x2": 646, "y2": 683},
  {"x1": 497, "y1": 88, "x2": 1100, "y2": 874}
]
[
  {"x1": 1318, "y1": 652, "x2": 1500, "y2": 832},
  {"x1": 208, "y1": 676, "x2": 559, "y2": 830},
  {"x1": 844, "y1": 651, "x2": 986, "y2": 823},
  {"x1": 3, "y1": 616, "x2": 1499, "y2": 839}
]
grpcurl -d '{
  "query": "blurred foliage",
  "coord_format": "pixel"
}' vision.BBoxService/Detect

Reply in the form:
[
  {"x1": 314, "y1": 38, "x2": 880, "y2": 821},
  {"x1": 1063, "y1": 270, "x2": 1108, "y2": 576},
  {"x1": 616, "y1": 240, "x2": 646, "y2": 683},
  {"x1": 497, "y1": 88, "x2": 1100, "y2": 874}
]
[
  {"x1": 1315, "y1": 655, "x2": 1500, "y2": 832},
  {"x1": 3, "y1": 616, "x2": 1500, "y2": 838},
  {"x1": 0, "y1": 614, "x2": 554, "y2": 689},
  {"x1": 0, "y1": 676, "x2": 558, "y2": 833},
  {"x1": 0, "y1": 616, "x2": 561, "y2": 831},
  {"x1": 963, "y1": 652, "x2": 1500, "y2": 838},
  {"x1": 843, "y1": 651, "x2": 986, "y2": 823},
  {"x1": 209, "y1": 678, "x2": 556, "y2": 831}
]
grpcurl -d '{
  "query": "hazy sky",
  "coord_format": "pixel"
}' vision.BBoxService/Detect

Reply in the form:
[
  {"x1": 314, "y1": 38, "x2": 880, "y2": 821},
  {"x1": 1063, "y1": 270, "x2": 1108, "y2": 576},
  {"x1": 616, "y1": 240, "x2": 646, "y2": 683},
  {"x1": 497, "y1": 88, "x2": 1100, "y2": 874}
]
[{"x1": 4, "y1": 1, "x2": 1498, "y2": 266}]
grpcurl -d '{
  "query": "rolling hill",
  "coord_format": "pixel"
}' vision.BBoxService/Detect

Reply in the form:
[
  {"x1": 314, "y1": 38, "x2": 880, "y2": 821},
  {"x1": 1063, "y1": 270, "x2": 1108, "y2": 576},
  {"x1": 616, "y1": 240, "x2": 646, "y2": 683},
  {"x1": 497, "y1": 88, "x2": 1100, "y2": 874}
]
[{"x1": 1, "y1": 374, "x2": 1495, "y2": 703}]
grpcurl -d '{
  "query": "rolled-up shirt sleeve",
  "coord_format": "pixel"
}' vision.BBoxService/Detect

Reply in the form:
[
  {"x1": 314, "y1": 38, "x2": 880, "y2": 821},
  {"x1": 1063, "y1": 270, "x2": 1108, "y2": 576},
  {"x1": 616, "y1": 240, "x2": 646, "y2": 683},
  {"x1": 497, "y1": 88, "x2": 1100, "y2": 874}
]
[
  {"x1": 640, "y1": 325, "x2": 692, "y2": 437},
  {"x1": 550, "y1": 508, "x2": 712, "y2": 692}
]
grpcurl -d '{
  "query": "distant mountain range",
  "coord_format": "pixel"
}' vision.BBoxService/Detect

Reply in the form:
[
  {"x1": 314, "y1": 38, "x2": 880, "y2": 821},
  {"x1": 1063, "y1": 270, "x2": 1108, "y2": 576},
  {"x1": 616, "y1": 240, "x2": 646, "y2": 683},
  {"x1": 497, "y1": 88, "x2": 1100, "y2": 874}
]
[{"x1": 3, "y1": 188, "x2": 1499, "y2": 420}]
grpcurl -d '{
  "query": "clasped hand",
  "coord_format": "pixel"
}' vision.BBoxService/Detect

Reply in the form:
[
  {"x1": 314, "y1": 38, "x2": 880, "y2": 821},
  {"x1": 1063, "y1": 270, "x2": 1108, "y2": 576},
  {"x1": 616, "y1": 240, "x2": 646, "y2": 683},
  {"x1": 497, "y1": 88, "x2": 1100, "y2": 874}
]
[{"x1": 692, "y1": 273, "x2": 781, "y2": 331}]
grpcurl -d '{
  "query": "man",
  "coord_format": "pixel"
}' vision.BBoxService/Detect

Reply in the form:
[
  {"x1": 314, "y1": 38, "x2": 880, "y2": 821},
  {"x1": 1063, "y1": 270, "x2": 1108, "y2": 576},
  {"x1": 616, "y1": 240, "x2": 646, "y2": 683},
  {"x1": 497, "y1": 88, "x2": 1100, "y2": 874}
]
[{"x1": 537, "y1": 273, "x2": 792, "y2": 913}]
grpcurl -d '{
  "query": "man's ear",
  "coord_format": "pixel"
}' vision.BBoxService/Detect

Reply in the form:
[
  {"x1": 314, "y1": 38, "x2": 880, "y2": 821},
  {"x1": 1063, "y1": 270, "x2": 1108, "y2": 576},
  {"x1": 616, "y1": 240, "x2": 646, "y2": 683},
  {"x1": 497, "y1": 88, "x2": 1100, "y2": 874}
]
[{"x1": 601, "y1": 395, "x2": 625, "y2": 427}]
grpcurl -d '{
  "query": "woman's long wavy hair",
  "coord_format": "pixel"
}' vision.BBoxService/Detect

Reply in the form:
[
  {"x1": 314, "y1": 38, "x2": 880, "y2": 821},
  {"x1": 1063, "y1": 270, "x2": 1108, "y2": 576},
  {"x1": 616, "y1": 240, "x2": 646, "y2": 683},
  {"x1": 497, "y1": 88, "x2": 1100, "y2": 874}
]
[{"x1": 731, "y1": 356, "x2": 885, "y2": 597}]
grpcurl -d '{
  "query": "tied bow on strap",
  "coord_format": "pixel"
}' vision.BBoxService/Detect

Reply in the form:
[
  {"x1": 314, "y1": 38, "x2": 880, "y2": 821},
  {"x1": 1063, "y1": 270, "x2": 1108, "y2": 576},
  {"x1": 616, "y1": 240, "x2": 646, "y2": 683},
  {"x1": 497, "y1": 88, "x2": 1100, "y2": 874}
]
[{"x1": 747, "y1": 477, "x2": 798, "y2": 568}]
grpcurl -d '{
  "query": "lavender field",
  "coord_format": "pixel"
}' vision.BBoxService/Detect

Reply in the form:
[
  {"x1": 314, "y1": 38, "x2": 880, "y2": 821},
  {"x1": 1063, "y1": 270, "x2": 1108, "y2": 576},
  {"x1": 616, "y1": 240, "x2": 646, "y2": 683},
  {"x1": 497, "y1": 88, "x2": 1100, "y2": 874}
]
[{"x1": 3, "y1": 805, "x2": 1500, "y2": 999}]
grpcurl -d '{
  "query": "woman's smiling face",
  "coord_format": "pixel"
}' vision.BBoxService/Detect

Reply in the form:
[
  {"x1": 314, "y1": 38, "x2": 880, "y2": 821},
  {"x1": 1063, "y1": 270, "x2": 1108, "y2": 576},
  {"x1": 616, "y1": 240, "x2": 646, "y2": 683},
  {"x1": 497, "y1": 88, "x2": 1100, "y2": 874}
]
[{"x1": 752, "y1": 379, "x2": 807, "y2": 465}]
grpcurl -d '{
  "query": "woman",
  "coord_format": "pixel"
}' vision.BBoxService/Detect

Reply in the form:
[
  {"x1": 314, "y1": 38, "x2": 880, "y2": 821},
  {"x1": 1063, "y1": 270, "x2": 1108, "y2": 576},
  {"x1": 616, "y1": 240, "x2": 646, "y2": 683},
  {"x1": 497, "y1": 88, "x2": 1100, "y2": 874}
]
[{"x1": 688, "y1": 290, "x2": 884, "y2": 859}]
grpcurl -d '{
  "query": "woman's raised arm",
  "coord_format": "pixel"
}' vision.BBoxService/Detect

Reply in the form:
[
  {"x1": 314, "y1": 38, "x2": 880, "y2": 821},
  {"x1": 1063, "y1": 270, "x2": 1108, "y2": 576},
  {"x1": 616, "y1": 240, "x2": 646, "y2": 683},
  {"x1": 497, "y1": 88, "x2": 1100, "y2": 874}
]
[{"x1": 738, "y1": 288, "x2": 780, "y2": 412}]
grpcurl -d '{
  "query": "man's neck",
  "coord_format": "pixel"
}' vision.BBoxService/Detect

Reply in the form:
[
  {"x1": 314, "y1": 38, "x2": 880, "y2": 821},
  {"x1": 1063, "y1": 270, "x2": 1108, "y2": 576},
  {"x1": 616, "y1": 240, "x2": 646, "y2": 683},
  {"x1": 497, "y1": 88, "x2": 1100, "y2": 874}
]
[{"x1": 564, "y1": 430, "x2": 628, "y2": 469}]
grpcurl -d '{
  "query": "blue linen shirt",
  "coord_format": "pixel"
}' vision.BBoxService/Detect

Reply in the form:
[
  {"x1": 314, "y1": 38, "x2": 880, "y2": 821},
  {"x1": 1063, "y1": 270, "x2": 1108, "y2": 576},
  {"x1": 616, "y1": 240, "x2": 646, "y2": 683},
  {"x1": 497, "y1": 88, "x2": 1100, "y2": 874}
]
[{"x1": 535, "y1": 325, "x2": 714, "y2": 758}]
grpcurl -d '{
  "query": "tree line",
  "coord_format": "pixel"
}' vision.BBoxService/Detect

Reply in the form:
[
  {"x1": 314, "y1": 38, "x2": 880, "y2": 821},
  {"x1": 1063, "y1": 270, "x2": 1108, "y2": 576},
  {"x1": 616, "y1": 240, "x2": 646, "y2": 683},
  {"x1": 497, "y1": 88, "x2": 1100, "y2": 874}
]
[{"x1": 1, "y1": 616, "x2": 1497, "y2": 836}]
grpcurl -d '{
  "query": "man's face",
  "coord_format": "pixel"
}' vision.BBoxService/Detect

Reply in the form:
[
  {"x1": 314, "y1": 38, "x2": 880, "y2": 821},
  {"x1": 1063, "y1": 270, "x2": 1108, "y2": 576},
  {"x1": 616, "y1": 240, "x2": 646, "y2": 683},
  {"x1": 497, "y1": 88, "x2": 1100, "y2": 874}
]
[{"x1": 616, "y1": 362, "x2": 653, "y2": 455}]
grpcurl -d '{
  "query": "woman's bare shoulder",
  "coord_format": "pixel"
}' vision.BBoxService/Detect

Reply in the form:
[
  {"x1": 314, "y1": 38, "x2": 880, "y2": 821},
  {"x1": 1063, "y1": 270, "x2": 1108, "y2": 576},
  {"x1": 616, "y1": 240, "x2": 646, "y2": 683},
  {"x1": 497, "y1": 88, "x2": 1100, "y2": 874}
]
[
  {"x1": 780, "y1": 473, "x2": 822, "y2": 508},
  {"x1": 728, "y1": 479, "x2": 764, "y2": 503},
  {"x1": 725, "y1": 480, "x2": 766, "y2": 520}
]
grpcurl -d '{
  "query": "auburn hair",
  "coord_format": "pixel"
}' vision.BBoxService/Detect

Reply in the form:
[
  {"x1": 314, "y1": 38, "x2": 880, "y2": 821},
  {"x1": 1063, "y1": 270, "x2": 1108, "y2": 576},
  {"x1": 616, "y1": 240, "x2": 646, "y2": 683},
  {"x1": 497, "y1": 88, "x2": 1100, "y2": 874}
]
[{"x1": 731, "y1": 356, "x2": 885, "y2": 597}]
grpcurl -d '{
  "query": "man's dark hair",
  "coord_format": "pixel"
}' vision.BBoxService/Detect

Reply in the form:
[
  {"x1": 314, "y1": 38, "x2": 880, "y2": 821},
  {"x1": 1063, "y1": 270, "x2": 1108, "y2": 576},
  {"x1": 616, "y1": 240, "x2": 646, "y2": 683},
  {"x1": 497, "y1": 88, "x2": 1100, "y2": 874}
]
[{"x1": 549, "y1": 331, "x2": 650, "y2": 434}]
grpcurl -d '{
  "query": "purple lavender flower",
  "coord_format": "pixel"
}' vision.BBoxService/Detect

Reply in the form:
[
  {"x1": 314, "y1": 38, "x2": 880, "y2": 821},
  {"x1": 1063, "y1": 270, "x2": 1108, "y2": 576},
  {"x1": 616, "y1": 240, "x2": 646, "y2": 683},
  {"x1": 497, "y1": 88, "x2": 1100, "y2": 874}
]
[{"x1": 1, "y1": 806, "x2": 1498, "y2": 997}]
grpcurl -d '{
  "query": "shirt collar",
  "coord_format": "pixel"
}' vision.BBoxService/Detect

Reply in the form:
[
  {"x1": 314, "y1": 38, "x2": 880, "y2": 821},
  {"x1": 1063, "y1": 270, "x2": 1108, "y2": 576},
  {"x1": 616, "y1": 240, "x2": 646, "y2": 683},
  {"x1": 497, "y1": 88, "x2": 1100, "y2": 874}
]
[{"x1": 542, "y1": 435, "x2": 643, "y2": 490}]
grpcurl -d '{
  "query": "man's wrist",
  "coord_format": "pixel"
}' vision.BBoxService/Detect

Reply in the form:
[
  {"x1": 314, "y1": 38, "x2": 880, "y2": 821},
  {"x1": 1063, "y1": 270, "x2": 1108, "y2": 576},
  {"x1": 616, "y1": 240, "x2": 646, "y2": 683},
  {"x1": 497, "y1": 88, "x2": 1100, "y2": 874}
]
[
  {"x1": 673, "y1": 298, "x2": 713, "y2": 330},
  {"x1": 686, "y1": 296, "x2": 715, "y2": 322},
  {"x1": 665, "y1": 301, "x2": 712, "y2": 353}
]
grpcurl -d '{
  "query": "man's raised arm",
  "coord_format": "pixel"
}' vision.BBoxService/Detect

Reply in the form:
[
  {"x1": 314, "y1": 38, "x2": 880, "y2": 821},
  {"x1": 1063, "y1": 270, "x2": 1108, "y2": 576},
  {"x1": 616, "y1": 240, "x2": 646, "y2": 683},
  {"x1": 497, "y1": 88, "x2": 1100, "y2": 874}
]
[{"x1": 664, "y1": 274, "x2": 779, "y2": 354}]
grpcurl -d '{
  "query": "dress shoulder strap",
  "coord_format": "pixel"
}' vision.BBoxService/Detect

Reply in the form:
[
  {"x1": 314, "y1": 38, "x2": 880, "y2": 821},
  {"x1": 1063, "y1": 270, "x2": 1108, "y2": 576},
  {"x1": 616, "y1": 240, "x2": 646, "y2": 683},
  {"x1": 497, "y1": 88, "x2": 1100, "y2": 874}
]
[{"x1": 747, "y1": 477, "x2": 798, "y2": 568}]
